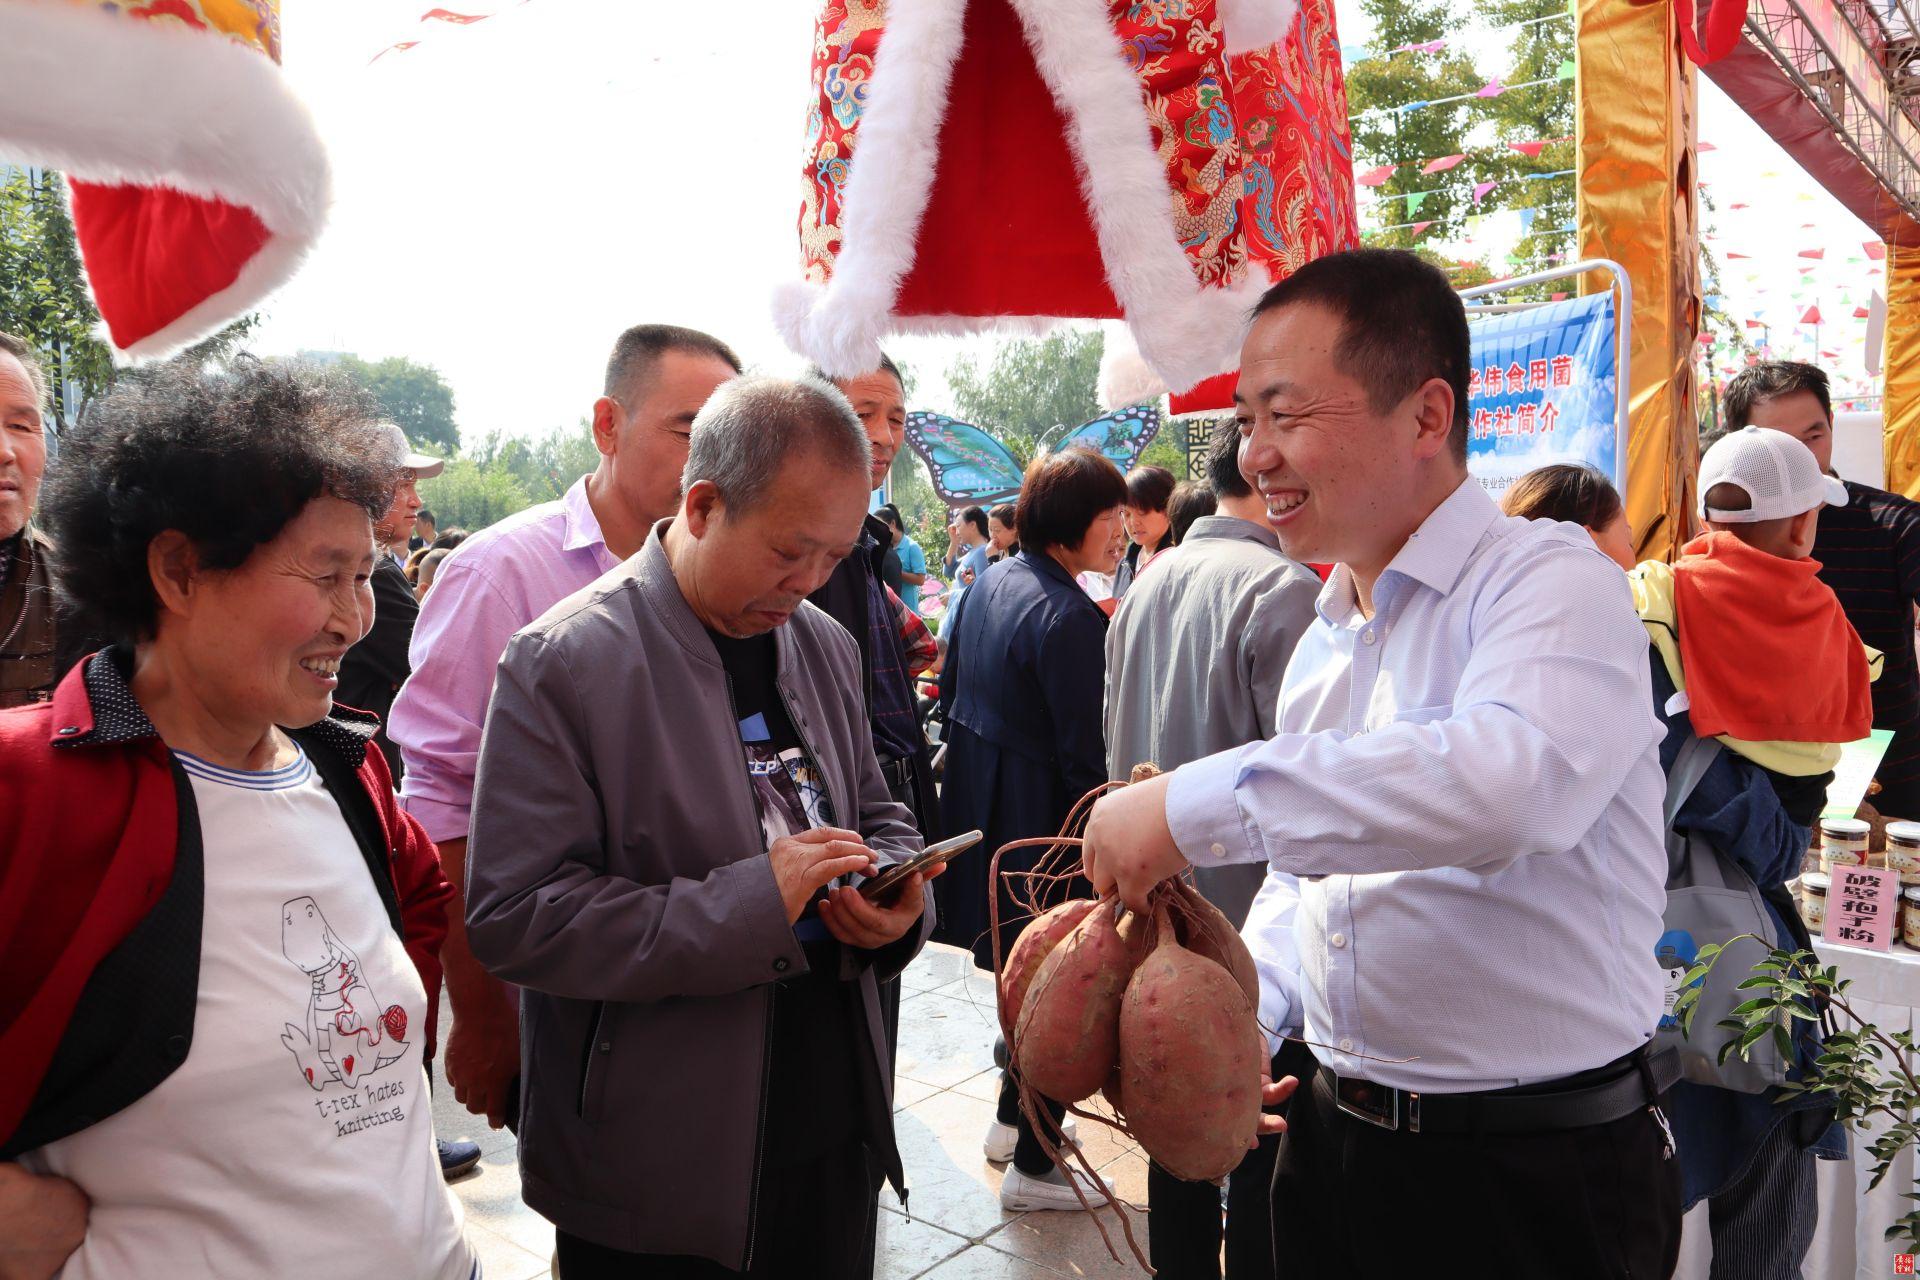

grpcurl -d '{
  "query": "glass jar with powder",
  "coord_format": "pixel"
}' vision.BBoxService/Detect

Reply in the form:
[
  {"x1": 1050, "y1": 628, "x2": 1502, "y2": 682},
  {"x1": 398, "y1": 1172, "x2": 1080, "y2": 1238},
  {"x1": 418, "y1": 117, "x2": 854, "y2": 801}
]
[
  {"x1": 1821, "y1": 819, "x2": 1871, "y2": 873},
  {"x1": 1800, "y1": 872, "x2": 1830, "y2": 932},
  {"x1": 1888, "y1": 822, "x2": 1920, "y2": 887}
]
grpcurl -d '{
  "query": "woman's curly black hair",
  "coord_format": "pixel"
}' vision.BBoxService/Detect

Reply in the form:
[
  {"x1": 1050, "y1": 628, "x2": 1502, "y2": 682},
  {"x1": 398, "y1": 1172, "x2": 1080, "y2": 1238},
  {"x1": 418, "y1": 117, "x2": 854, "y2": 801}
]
[{"x1": 43, "y1": 359, "x2": 399, "y2": 647}]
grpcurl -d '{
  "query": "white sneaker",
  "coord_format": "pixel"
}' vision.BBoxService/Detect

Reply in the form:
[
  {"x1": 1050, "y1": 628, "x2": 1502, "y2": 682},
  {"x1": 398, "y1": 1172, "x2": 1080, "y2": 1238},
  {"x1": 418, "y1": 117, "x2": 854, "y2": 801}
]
[
  {"x1": 999, "y1": 1163, "x2": 1114, "y2": 1212},
  {"x1": 983, "y1": 1116, "x2": 1076, "y2": 1163}
]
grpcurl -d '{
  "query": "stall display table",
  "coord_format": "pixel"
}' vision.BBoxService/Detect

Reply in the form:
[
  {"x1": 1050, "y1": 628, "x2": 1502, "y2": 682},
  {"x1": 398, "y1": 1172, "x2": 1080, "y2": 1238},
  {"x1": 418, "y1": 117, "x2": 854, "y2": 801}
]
[{"x1": 1676, "y1": 941, "x2": 1920, "y2": 1279}]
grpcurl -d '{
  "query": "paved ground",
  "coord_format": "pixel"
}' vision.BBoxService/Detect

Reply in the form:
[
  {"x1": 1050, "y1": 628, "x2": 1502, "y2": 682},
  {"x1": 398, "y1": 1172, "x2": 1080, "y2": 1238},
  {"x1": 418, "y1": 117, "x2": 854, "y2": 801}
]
[{"x1": 438, "y1": 941, "x2": 1151, "y2": 1280}]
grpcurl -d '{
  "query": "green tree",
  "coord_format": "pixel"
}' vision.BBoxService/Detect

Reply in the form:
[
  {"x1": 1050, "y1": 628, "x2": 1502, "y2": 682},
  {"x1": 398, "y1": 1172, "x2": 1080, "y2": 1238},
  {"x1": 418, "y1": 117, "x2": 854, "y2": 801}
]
[
  {"x1": 1344, "y1": 1, "x2": 1483, "y2": 254},
  {"x1": 946, "y1": 330, "x2": 1105, "y2": 467},
  {"x1": 417, "y1": 457, "x2": 533, "y2": 532},
  {"x1": 0, "y1": 168, "x2": 115, "y2": 432},
  {"x1": 463, "y1": 424, "x2": 602, "y2": 508},
  {"x1": 337, "y1": 354, "x2": 460, "y2": 454},
  {"x1": 1477, "y1": 0, "x2": 1577, "y2": 281}
]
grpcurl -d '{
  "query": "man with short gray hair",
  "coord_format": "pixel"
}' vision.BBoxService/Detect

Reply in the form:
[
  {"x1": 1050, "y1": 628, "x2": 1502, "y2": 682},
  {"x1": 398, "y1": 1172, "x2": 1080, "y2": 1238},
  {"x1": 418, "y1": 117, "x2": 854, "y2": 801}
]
[{"x1": 468, "y1": 375, "x2": 937, "y2": 1277}]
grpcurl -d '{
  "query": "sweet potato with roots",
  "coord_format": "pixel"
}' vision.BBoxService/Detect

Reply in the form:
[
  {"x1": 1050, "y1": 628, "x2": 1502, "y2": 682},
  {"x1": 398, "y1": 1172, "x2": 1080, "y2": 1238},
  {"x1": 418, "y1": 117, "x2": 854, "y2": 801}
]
[
  {"x1": 1119, "y1": 906, "x2": 1266, "y2": 1183},
  {"x1": 1014, "y1": 898, "x2": 1131, "y2": 1103},
  {"x1": 1170, "y1": 878, "x2": 1260, "y2": 1010},
  {"x1": 998, "y1": 897, "x2": 1098, "y2": 1036}
]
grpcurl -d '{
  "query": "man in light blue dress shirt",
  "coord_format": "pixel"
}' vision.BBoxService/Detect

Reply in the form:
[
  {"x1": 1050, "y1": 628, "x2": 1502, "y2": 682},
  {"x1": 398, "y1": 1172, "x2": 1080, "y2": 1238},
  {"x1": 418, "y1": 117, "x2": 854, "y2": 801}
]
[{"x1": 1084, "y1": 249, "x2": 1681, "y2": 1279}]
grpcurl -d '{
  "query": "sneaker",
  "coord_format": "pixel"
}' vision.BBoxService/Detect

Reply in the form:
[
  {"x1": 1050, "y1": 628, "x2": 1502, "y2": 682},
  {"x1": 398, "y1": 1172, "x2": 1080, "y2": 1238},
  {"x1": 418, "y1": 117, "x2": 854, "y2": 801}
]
[
  {"x1": 983, "y1": 1116, "x2": 1077, "y2": 1164},
  {"x1": 438, "y1": 1137, "x2": 482, "y2": 1180},
  {"x1": 999, "y1": 1163, "x2": 1114, "y2": 1212}
]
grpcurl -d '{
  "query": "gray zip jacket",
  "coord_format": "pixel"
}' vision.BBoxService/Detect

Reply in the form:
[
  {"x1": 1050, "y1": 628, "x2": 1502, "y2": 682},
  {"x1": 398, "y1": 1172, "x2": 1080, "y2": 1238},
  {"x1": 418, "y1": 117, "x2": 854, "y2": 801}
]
[{"x1": 466, "y1": 524, "x2": 930, "y2": 1266}]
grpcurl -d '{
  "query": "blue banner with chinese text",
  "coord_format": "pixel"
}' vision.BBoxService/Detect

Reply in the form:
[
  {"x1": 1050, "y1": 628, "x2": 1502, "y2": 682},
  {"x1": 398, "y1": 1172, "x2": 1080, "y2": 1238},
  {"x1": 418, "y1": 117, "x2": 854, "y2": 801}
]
[{"x1": 1465, "y1": 292, "x2": 1619, "y2": 500}]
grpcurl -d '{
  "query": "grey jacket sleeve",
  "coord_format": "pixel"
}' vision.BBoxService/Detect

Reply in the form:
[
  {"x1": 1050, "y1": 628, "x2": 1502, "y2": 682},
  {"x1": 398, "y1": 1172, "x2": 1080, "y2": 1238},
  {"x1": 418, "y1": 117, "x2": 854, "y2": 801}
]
[
  {"x1": 1243, "y1": 569, "x2": 1320, "y2": 740},
  {"x1": 465, "y1": 631, "x2": 807, "y2": 1002}
]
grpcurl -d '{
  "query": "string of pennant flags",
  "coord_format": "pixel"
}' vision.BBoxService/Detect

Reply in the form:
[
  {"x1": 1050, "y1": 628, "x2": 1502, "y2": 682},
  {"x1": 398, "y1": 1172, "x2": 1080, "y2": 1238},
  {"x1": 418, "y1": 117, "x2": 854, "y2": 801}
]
[
  {"x1": 1363, "y1": 211, "x2": 1580, "y2": 239},
  {"x1": 1354, "y1": 138, "x2": 1572, "y2": 190},
  {"x1": 1339, "y1": 8, "x2": 1574, "y2": 69},
  {"x1": 368, "y1": 2, "x2": 535, "y2": 64},
  {"x1": 1349, "y1": 65, "x2": 1576, "y2": 121},
  {"x1": 1359, "y1": 165, "x2": 1576, "y2": 220}
]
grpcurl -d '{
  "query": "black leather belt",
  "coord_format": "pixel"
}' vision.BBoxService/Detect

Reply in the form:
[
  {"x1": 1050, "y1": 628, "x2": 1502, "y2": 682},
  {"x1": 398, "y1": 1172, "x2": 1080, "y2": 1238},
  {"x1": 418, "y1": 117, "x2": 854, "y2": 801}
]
[
  {"x1": 879, "y1": 755, "x2": 914, "y2": 794},
  {"x1": 1318, "y1": 1047, "x2": 1680, "y2": 1136}
]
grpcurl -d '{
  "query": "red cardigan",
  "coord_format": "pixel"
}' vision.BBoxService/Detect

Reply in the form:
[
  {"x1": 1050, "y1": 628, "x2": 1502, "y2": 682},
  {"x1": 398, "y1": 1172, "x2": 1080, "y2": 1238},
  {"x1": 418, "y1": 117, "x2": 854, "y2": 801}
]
[{"x1": 0, "y1": 658, "x2": 451, "y2": 1148}]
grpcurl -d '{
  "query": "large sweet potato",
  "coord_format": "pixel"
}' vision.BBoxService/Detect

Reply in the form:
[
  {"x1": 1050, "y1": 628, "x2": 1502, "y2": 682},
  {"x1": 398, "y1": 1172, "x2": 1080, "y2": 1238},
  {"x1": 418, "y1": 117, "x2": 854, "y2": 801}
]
[
  {"x1": 1014, "y1": 900, "x2": 1131, "y2": 1103},
  {"x1": 999, "y1": 897, "x2": 1097, "y2": 1035},
  {"x1": 1119, "y1": 917, "x2": 1266, "y2": 1182},
  {"x1": 1171, "y1": 879, "x2": 1260, "y2": 1011}
]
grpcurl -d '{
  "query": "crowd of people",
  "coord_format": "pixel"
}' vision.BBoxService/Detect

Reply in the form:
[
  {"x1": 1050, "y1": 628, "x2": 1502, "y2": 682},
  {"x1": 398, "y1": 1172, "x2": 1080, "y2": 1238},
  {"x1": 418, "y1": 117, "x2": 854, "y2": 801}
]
[{"x1": 5, "y1": 247, "x2": 1920, "y2": 1278}]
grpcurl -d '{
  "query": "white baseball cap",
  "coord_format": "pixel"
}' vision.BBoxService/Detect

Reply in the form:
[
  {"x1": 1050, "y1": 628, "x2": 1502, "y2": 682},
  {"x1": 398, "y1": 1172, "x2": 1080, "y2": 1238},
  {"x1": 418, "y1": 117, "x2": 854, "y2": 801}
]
[
  {"x1": 373, "y1": 422, "x2": 445, "y2": 478},
  {"x1": 1698, "y1": 426, "x2": 1847, "y2": 523}
]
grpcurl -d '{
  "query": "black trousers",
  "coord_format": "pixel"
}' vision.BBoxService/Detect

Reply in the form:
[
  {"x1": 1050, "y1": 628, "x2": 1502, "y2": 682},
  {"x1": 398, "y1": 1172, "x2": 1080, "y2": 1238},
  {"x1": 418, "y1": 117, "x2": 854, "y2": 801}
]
[
  {"x1": 1272, "y1": 1059, "x2": 1682, "y2": 1280},
  {"x1": 555, "y1": 1141, "x2": 880, "y2": 1279},
  {"x1": 995, "y1": 1068, "x2": 1069, "y2": 1177},
  {"x1": 1145, "y1": 1038, "x2": 1313, "y2": 1280}
]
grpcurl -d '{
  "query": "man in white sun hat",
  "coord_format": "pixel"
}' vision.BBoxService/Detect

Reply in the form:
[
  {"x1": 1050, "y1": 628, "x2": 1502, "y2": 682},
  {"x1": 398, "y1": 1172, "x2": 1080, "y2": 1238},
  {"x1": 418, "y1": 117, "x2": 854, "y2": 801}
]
[{"x1": 338, "y1": 423, "x2": 443, "y2": 781}]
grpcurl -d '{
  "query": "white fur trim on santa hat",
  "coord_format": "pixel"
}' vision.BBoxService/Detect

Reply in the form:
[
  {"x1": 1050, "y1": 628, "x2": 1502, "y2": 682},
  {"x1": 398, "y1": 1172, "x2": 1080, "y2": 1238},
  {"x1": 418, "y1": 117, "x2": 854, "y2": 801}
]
[
  {"x1": 777, "y1": 0, "x2": 1264, "y2": 396},
  {"x1": 1218, "y1": 0, "x2": 1300, "y2": 57},
  {"x1": 775, "y1": 0, "x2": 970, "y2": 381},
  {"x1": 1097, "y1": 322, "x2": 1163, "y2": 409},
  {"x1": 1006, "y1": 0, "x2": 1264, "y2": 393},
  {"x1": 0, "y1": 1, "x2": 330, "y2": 356}
]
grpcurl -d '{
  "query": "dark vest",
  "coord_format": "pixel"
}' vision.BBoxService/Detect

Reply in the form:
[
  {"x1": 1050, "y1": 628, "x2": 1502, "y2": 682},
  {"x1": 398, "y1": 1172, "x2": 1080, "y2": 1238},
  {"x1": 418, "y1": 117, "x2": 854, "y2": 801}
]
[{"x1": 0, "y1": 528, "x2": 57, "y2": 708}]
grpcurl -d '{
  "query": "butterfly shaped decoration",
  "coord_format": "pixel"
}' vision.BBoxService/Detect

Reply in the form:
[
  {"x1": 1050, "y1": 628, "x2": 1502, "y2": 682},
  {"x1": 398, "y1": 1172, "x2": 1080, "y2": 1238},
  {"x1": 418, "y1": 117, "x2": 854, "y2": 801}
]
[{"x1": 903, "y1": 405, "x2": 1162, "y2": 507}]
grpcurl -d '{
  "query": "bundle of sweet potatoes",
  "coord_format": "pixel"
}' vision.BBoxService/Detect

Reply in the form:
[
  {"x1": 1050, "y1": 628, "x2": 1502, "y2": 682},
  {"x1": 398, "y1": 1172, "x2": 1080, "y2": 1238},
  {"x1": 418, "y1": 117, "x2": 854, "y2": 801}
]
[{"x1": 999, "y1": 877, "x2": 1266, "y2": 1183}]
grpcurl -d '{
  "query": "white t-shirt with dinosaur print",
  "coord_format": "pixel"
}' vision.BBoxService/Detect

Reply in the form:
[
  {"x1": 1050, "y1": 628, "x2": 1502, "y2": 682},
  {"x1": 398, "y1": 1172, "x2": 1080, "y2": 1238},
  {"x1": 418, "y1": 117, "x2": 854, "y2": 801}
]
[{"x1": 20, "y1": 744, "x2": 473, "y2": 1279}]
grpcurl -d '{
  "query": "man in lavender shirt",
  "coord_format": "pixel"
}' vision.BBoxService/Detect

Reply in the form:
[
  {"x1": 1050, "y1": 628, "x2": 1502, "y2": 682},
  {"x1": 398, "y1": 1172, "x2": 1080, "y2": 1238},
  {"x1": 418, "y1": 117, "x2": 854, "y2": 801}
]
[{"x1": 390, "y1": 324, "x2": 740, "y2": 1129}]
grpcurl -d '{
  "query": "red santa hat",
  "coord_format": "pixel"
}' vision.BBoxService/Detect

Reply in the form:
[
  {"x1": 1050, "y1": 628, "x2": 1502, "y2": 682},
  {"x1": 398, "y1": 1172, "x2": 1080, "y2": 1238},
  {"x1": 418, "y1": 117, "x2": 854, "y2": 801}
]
[
  {"x1": 0, "y1": 0, "x2": 328, "y2": 357},
  {"x1": 778, "y1": 0, "x2": 1353, "y2": 398}
]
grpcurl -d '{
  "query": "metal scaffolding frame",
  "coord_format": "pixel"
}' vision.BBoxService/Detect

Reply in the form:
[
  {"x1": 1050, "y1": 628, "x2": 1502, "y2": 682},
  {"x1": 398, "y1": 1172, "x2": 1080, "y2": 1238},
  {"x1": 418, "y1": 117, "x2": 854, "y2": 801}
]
[{"x1": 1738, "y1": 0, "x2": 1920, "y2": 225}]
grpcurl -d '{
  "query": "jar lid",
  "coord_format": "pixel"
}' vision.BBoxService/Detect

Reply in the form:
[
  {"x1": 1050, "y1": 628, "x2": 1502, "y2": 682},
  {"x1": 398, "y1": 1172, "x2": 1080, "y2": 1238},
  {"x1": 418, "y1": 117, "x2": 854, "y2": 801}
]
[
  {"x1": 1889, "y1": 821, "x2": 1920, "y2": 842},
  {"x1": 1822, "y1": 819, "x2": 1872, "y2": 837},
  {"x1": 1803, "y1": 871, "x2": 1831, "y2": 889},
  {"x1": 1906, "y1": 886, "x2": 1920, "y2": 902}
]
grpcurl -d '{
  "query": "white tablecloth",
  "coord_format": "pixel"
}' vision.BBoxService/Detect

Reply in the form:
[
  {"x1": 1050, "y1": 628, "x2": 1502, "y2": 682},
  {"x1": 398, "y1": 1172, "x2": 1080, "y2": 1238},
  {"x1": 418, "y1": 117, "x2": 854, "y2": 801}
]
[{"x1": 1676, "y1": 941, "x2": 1920, "y2": 1279}]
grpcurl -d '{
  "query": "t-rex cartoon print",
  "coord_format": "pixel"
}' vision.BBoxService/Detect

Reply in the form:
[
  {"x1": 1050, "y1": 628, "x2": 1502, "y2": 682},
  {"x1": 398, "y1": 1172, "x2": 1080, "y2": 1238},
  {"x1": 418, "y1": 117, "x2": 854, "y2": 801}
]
[{"x1": 279, "y1": 895, "x2": 409, "y2": 1090}]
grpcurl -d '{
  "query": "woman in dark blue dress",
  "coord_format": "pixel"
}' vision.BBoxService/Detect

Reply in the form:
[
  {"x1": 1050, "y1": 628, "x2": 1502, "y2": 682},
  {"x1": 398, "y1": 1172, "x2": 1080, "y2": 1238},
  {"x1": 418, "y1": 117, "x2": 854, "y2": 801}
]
[{"x1": 937, "y1": 446, "x2": 1126, "y2": 1213}]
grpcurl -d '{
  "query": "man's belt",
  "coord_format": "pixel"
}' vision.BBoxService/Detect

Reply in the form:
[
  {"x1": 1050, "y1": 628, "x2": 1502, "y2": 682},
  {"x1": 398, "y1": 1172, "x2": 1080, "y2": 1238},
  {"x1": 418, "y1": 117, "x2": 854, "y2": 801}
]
[
  {"x1": 879, "y1": 755, "x2": 914, "y2": 794},
  {"x1": 1318, "y1": 1047, "x2": 1680, "y2": 1136}
]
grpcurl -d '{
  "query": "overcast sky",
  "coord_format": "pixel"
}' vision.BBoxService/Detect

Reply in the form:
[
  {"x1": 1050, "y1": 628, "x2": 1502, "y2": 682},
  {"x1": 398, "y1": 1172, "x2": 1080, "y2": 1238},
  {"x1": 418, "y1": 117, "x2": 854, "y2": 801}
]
[{"x1": 250, "y1": 0, "x2": 1884, "y2": 446}]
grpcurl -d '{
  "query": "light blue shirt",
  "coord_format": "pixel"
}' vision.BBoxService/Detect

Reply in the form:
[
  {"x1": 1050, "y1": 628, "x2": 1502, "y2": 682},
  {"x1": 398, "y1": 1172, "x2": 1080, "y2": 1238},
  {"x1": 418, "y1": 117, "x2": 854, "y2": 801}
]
[
  {"x1": 1170, "y1": 479, "x2": 1669, "y2": 1092},
  {"x1": 950, "y1": 541, "x2": 992, "y2": 612},
  {"x1": 897, "y1": 537, "x2": 928, "y2": 614}
]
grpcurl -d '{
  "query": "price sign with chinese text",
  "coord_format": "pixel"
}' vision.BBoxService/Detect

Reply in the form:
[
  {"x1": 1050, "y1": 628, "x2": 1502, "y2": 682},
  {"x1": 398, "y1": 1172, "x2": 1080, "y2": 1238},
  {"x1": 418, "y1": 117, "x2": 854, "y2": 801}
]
[{"x1": 1824, "y1": 865, "x2": 1898, "y2": 952}]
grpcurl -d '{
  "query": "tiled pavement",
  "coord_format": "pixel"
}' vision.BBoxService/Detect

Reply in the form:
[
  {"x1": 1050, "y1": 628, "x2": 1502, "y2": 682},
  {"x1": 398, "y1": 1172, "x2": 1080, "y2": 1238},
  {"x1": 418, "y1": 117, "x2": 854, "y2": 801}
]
[{"x1": 438, "y1": 942, "x2": 1151, "y2": 1279}]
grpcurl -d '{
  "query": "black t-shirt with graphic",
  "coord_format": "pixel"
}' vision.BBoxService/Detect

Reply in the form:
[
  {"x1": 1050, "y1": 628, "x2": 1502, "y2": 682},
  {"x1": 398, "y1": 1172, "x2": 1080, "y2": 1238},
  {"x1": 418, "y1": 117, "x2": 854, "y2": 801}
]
[{"x1": 709, "y1": 629, "x2": 872, "y2": 1164}]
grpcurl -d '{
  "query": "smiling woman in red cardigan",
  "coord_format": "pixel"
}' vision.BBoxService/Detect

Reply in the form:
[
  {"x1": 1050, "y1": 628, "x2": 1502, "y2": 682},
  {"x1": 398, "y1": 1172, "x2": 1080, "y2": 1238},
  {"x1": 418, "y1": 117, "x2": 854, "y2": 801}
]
[{"x1": 0, "y1": 361, "x2": 469, "y2": 1280}]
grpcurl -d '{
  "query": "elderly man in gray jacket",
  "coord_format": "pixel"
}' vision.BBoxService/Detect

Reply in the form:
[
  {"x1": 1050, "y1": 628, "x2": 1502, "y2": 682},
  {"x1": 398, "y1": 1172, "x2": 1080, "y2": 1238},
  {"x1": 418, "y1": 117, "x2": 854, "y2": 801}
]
[
  {"x1": 1103, "y1": 418, "x2": 1319, "y2": 1280},
  {"x1": 467, "y1": 376, "x2": 937, "y2": 1278}
]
